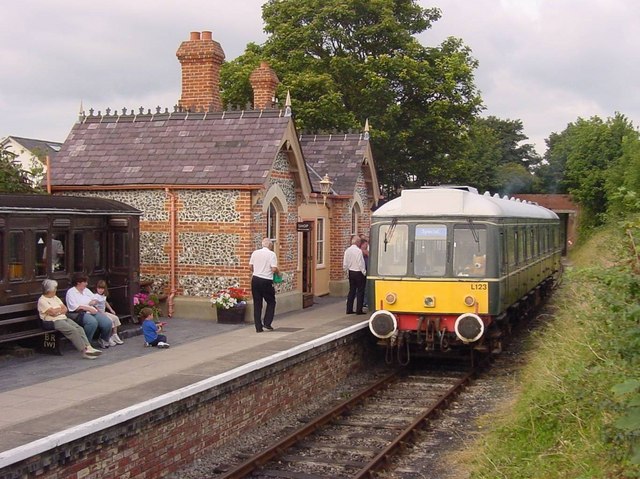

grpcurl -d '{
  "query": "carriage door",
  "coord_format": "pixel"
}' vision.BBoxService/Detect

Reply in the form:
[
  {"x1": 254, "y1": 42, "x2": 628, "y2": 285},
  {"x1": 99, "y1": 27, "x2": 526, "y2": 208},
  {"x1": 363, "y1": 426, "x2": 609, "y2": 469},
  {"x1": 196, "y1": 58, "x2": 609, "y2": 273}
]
[
  {"x1": 107, "y1": 218, "x2": 137, "y2": 317},
  {"x1": 297, "y1": 221, "x2": 314, "y2": 308}
]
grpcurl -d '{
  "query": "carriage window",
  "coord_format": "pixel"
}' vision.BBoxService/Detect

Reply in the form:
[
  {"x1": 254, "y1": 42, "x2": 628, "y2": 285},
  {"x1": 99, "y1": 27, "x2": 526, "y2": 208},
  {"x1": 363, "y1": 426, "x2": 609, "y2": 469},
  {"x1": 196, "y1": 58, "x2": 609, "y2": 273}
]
[
  {"x1": 413, "y1": 224, "x2": 447, "y2": 277},
  {"x1": 93, "y1": 230, "x2": 104, "y2": 272},
  {"x1": 73, "y1": 231, "x2": 84, "y2": 272},
  {"x1": 508, "y1": 228, "x2": 516, "y2": 266},
  {"x1": 35, "y1": 232, "x2": 47, "y2": 277},
  {"x1": 378, "y1": 224, "x2": 408, "y2": 276},
  {"x1": 112, "y1": 231, "x2": 129, "y2": 269},
  {"x1": 9, "y1": 231, "x2": 24, "y2": 280},
  {"x1": 48, "y1": 232, "x2": 67, "y2": 273},
  {"x1": 517, "y1": 228, "x2": 526, "y2": 264},
  {"x1": 453, "y1": 225, "x2": 487, "y2": 277}
]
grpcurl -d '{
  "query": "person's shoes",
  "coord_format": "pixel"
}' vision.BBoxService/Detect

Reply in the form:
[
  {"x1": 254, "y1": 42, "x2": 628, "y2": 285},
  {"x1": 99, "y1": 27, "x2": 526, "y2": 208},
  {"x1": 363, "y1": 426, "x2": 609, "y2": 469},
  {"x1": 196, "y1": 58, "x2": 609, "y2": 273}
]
[
  {"x1": 346, "y1": 311, "x2": 355, "y2": 315},
  {"x1": 98, "y1": 338, "x2": 110, "y2": 349},
  {"x1": 112, "y1": 334, "x2": 124, "y2": 345},
  {"x1": 85, "y1": 347, "x2": 102, "y2": 356},
  {"x1": 157, "y1": 342, "x2": 170, "y2": 348},
  {"x1": 82, "y1": 352, "x2": 98, "y2": 360},
  {"x1": 264, "y1": 326, "x2": 274, "y2": 331},
  {"x1": 356, "y1": 311, "x2": 366, "y2": 315},
  {"x1": 144, "y1": 342, "x2": 151, "y2": 347},
  {"x1": 256, "y1": 329, "x2": 264, "y2": 333},
  {"x1": 108, "y1": 336, "x2": 118, "y2": 347}
]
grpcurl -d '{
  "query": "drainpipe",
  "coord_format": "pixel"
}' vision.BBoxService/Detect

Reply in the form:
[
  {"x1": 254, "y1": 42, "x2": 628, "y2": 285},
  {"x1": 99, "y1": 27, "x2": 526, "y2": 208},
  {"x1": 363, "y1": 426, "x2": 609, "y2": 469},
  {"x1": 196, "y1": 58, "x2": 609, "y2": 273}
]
[{"x1": 166, "y1": 188, "x2": 177, "y2": 317}]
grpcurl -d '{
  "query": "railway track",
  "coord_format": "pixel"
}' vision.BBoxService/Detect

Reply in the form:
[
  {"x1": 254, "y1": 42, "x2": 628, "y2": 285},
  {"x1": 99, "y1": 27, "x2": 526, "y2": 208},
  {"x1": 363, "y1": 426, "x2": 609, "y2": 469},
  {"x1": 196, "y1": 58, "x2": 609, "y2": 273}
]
[{"x1": 217, "y1": 364, "x2": 482, "y2": 478}]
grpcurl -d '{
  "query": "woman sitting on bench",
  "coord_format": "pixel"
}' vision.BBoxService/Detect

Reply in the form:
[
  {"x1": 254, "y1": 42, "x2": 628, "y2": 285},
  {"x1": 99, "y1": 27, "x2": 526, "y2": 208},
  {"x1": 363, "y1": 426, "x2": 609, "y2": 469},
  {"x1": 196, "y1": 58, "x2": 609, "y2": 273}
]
[{"x1": 37, "y1": 279, "x2": 103, "y2": 360}]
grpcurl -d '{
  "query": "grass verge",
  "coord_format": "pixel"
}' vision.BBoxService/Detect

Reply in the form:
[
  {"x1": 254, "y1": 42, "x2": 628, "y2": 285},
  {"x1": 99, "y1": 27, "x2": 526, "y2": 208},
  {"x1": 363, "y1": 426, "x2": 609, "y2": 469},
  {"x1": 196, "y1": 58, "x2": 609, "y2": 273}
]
[{"x1": 469, "y1": 217, "x2": 640, "y2": 478}]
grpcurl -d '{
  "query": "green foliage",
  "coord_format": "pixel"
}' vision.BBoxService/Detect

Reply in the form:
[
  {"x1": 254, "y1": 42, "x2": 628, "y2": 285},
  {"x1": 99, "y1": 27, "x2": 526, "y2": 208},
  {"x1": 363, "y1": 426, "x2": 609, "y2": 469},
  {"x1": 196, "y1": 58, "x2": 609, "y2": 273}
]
[
  {"x1": 0, "y1": 146, "x2": 37, "y2": 193},
  {"x1": 469, "y1": 218, "x2": 640, "y2": 478},
  {"x1": 538, "y1": 113, "x2": 639, "y2": 234},
  {"x1": 221, "y1": 0, "x2": 485, "y2": 196}
]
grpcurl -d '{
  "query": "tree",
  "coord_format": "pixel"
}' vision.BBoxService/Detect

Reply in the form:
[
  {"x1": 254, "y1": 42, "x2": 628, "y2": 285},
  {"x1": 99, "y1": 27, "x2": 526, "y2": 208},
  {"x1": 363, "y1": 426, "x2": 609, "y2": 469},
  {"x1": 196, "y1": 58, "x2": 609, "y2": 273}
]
[
  {"x1": 0, "y1": 146, "x2": 35, "y2": 193},
  {"x1": 539, "y1": 113, "x2": 638, "y2": 231},
  {"x1": 221, "y1": 0, "x2": 483, "y2": 197}
]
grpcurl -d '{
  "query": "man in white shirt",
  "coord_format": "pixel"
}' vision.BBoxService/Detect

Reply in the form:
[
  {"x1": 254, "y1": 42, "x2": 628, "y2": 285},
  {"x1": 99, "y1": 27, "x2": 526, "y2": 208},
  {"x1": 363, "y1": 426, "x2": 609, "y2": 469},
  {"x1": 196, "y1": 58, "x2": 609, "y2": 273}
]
[
  {"x1": 249, "y1": 238, "x2": 279, "y2": 332},
  {"x1": 343, "y1": 236, "x2": 366, "y2": 315}
]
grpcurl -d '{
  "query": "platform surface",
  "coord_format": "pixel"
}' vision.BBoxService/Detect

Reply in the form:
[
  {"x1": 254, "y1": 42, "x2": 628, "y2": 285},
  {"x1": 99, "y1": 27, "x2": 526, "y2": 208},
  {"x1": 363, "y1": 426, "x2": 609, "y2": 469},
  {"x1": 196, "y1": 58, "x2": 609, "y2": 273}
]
[{"x1": 0, "y1": 296, "x2": 370, "y2": 455}]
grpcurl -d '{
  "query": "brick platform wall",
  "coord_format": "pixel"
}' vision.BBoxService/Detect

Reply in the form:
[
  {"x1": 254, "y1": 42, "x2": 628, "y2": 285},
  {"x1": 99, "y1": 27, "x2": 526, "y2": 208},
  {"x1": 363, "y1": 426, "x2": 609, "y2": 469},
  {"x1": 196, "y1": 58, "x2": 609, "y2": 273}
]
[{"x1": 2, "y1": 332, "x2": 377, "y2": 479}]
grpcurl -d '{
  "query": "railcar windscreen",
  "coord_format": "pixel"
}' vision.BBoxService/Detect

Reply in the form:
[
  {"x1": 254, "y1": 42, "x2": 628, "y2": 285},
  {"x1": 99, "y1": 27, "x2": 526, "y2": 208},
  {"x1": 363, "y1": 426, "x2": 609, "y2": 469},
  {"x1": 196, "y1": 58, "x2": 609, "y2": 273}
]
[
  {"x1": 453, "y1": 225, "x2": 487, "y2": 277},
  {"x1": 378, "y1": 223, "x2": 408, "y2": 276},
  {"x1": 414, "y1": 224, "x2": 447, "y2": 276}
]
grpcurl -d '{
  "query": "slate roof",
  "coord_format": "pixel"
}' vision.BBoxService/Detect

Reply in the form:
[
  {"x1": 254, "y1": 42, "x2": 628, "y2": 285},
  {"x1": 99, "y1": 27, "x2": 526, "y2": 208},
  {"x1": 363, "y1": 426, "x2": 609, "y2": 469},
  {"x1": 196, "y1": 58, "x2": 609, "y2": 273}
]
[
  {"x1": 2, "y1": 136, "x2": 63, "y2": 158},
  {"x1": 299, "y1": 133, "x2": 371, "y2": 196},
  {"x1": 51, "y1": 110, "x2": 293, "y2": 187}
]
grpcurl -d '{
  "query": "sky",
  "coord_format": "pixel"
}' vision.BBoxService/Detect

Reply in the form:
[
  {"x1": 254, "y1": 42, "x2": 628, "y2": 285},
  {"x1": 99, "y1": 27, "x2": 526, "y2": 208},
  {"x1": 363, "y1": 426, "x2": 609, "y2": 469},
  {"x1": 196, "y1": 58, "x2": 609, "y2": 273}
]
[{"x1": 1, "y1": 0, "x2": 638, "y2": 156}]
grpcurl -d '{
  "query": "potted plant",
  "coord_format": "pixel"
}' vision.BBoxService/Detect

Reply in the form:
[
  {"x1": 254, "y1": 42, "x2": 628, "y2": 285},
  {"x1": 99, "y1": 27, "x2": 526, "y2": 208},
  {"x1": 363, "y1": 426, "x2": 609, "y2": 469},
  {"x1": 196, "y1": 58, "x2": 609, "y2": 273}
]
[
  {"x1": 133, "y1": 292, "x2": 161, "y2": 321},
  {"x1": 211, "y1": 287, "x2": 249, "y2": 323}
]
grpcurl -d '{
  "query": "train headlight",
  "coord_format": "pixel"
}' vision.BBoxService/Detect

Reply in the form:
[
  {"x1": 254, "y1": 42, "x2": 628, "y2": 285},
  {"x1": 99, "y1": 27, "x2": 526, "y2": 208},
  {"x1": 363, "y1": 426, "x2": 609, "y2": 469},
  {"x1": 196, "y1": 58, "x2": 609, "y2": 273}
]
[
  {"x1": 464, "y1": 295, "x2": 475, "y2": 307},
  {"x1": 424, "y1": 296, "x2": 436, "y2": 308},
  {"x1": 454, "y1": 313, "x2": 484, "y2": 343},
  {"x1": 385, "y1": 292, "x2": 397, "y2": 305},
  {"x1": 369, "y1": 310, "x2": 398, "y2": 339}
]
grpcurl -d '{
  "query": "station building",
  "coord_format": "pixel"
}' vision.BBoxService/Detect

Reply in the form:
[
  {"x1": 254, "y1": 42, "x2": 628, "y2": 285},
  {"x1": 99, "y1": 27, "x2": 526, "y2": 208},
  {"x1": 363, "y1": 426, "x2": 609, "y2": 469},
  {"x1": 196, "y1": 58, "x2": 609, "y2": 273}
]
[{"x1": 49, "y1": 31, "x2": 380, "y2": 319}]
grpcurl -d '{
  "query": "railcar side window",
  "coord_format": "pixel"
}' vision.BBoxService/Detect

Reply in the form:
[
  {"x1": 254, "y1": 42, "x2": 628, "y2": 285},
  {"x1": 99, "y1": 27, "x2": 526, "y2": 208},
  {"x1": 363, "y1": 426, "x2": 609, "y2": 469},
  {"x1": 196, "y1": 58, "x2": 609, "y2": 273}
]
[
  {"x1": 413, "y1": 224, "x2": 447, "y2": 277},
  {"x1": 378, "y1": 224, "x2": 408, "y2": 276},
  {"x1": 73, "y1": 231, "x2": 84, "y2": 272},
  {"x1": 49, "y1": 233, "x2": 67, "y2": 273},
  {"x1": 93, "y1": 231, "x2": 105, "y2": 272},
  {"x1": 35, "y1": 232, "x2": 47, "y2": 277},
  {"x1": 111, "y1": 231, "x2": 129, "y2": 269},
  {"x1": 453, "y1": 225, "x2": 487, "y2": 277},
  {"x1": 9, "y1": 231, "x2": 24, "y2": 280}
]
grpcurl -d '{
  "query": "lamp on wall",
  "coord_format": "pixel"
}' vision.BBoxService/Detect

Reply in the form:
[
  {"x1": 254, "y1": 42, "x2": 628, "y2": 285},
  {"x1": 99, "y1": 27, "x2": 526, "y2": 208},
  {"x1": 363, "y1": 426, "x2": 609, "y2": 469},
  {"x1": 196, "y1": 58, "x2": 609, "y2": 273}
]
[{"x1": 319, "y1": 174, "x2": 333, "y2": 205}]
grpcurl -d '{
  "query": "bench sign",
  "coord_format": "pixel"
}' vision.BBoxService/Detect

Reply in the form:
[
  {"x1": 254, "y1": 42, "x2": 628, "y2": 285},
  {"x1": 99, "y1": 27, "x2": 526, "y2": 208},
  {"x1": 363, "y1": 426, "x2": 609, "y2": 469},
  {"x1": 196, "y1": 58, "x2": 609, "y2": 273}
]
[{"x1": 297, "y1": 221, "x2": 312, "y2": 232}]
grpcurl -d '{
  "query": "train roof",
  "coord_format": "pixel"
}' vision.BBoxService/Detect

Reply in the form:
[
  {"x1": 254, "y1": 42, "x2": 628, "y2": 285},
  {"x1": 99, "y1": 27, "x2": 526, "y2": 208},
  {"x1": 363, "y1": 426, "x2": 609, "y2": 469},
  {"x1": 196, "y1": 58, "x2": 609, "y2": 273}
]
[
  {"x1": 0, "y1": 194, "x2": 141, "y2": 215},
  {"x1": 373, "y1": 187, "x2": 558, "y2": 220}
]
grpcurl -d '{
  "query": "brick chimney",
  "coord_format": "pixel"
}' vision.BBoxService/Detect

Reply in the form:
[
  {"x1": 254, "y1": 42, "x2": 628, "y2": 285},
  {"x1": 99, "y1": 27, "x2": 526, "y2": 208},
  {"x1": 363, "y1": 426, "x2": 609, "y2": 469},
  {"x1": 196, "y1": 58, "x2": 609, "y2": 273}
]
[
  {"x1": 249, "y1": 61, "x2": 280, "y2": 110},
  {"x1": 176, "y1": 31, "x2": 225, "y2": 112}
]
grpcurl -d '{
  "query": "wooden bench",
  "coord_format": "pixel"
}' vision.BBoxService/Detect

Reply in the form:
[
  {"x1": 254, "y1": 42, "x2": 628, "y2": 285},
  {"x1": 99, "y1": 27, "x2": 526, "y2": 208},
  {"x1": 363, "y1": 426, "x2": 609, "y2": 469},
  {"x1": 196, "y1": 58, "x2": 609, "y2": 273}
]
[{"x1": 0, "y1": 302, "x2": 63, "y2": 355}]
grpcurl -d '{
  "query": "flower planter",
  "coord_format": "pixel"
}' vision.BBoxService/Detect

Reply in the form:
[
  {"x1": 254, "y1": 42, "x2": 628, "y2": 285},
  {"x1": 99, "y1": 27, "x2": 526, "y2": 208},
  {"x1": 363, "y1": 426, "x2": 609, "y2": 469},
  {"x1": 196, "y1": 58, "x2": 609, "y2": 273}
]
[{"x1": 216, "y1": 305, "x2": 247, "y2": 324}]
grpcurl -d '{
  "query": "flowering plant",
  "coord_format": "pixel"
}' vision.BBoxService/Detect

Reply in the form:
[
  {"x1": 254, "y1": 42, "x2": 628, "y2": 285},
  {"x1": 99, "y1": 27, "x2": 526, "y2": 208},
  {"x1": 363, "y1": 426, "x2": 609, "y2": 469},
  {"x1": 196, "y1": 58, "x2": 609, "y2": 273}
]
[
  {"x1": 211, "y1": 287, "x2": 249, "y2": 310},
  {"x1": 133, "y1": 292, "x2": 161, "y2": 318}
]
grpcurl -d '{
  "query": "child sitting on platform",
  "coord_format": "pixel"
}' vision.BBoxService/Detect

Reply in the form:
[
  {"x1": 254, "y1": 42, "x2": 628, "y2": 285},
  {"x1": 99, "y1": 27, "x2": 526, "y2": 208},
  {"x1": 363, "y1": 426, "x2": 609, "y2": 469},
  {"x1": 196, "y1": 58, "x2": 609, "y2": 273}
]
[{"x1": 140, "y1": 307, "x2": 170, "y2": 348}]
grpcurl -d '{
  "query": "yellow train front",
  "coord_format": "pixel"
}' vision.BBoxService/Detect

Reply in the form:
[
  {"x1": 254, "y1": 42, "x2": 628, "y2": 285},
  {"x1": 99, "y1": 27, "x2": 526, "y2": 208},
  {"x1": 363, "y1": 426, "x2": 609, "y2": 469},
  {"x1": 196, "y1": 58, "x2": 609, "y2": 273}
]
[{"x1": 367, "y1": 186, "x2": 562, "y2": 362}]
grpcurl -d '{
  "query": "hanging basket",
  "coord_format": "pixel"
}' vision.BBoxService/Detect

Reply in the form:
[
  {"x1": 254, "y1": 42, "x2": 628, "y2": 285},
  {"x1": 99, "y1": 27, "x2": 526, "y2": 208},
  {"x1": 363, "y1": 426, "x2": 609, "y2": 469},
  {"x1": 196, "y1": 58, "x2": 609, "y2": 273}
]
[{"x1": 216, "y1": 304, "x2": 247, "y2": 324}]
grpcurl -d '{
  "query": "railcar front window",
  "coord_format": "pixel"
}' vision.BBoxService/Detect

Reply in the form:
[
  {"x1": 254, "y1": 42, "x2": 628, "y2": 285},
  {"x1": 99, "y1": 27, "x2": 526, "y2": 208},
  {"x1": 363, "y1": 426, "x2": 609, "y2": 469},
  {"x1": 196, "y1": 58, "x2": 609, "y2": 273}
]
[
  {"x1": 453, "y1": 225, "x2": 487, "y2": 277},
  {"x1": 9, "y1": 231, "x2": 24, "y2": 280},
  {"x1": 35, "y1": 232, "x2": 47, "y2": 277},
  {"x1": 414, "y1": 224, "x2": 447, "y2": 276},
  {"x1": 378, "y1": 224, "x2": 408, "y2": 276}
]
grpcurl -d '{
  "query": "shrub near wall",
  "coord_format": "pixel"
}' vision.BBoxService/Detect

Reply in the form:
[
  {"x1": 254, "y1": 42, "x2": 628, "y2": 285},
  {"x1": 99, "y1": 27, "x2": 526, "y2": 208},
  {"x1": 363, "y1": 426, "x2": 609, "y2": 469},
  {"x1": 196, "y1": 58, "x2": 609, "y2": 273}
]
[{"x1": 4, "y1": 332, "x2": 375, "y2": 479}]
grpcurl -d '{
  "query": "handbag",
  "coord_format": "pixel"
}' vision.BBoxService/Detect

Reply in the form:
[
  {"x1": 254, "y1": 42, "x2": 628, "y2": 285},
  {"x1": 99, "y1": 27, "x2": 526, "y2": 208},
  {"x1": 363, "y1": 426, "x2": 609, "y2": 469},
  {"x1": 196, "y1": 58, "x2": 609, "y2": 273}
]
[{"x1": 273, "y1": 273, "x2": 283, "y2": 284}]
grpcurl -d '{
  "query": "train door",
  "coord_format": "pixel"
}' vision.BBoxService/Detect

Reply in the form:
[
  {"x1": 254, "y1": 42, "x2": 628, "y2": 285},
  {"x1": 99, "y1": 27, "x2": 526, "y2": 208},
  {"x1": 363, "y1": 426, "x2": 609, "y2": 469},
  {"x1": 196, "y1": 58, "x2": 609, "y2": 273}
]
[{"x1": 106, "y1": 218, "x2": 139, "y2": 317}]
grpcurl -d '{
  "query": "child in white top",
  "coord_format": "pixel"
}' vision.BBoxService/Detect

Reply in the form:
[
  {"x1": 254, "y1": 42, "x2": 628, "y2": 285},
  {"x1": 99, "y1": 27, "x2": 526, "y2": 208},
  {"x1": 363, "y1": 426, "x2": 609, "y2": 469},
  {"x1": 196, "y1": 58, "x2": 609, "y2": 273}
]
[{"x1": 94, "y1": 280, "x2": 124, "y2": 346}]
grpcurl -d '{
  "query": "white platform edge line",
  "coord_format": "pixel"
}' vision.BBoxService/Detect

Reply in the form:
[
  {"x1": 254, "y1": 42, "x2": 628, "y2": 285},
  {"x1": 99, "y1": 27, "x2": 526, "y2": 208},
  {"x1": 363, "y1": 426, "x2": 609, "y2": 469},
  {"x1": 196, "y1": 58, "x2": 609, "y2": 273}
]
[{"x1": 0, "y1": 321, "x2": 369, "y2": 468}]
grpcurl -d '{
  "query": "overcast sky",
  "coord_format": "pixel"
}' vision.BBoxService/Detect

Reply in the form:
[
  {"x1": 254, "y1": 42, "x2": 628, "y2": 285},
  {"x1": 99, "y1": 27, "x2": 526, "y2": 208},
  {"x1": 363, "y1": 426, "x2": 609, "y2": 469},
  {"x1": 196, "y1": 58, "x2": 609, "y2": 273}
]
[{"x1": 1, "y1": 0, "x2": 638, "y2": 156}]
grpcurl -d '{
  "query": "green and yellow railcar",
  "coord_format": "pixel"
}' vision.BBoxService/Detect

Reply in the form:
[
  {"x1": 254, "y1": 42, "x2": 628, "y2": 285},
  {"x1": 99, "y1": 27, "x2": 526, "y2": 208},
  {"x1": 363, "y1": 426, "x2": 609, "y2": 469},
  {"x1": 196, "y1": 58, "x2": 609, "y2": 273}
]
[{"x1": 367, "y1": 186, "x2": 562, "y2": 362}]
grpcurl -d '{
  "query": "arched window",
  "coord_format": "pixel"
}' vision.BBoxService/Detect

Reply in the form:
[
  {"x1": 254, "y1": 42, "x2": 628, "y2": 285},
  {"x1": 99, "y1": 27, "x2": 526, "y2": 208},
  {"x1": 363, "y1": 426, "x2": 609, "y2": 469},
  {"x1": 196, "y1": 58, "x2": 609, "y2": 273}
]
[
  {"x1": 351, "y1": 203, "x2": 361, "y2": 236},
  {"x1": 266, "y1": 202, "x2": 279, "y2": 245}
]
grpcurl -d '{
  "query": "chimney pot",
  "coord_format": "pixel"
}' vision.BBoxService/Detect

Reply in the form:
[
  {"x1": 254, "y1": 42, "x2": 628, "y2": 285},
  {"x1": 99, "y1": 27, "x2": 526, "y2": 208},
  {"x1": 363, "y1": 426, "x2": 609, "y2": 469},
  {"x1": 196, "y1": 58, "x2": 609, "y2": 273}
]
[
  {"x1": 202, "y1": 31, "x2": 212, "y2": 40},
  {"x1": 190, "y1": 31, "x2": 201, "y2": 40}
]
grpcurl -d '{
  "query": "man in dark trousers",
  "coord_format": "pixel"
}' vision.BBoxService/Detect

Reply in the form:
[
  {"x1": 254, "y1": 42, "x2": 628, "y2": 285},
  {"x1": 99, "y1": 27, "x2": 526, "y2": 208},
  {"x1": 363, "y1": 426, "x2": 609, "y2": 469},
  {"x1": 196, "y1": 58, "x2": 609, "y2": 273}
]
[
  {"x1": 249, "y1": 238, "x2": 279, "y2": 332},
  {"x1": 343, "y1": 236, "x2": 366, "y2": 315}
]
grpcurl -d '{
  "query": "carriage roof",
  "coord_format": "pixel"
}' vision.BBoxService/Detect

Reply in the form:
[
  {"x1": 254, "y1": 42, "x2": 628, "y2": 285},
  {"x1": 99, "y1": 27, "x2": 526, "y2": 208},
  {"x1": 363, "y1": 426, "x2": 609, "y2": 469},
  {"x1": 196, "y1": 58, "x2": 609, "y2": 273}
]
[
  {"x1": 373, "y1": 187, "x2": 558, "y2": 220},
  {"x1": 0, "y1": 194, "x2": 141, "y2": 215}
]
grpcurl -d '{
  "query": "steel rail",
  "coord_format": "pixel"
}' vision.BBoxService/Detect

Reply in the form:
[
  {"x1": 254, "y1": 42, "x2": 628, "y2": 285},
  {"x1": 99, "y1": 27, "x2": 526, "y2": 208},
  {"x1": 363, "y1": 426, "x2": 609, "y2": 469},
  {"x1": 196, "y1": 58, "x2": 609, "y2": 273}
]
[
  {"x1": 217, "y1": 370, "x2": 401, "y2": 479},
  {"x1": 352, "y1": 367, "x2": 478, "y2": 478}
]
